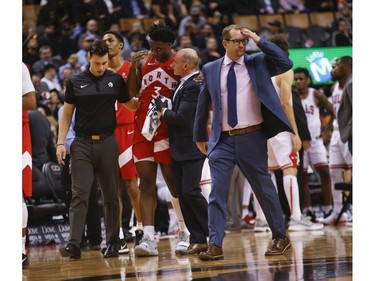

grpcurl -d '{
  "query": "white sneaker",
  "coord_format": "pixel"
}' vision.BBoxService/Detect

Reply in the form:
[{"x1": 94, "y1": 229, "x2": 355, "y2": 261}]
[
  {"x1": 288, "y1": 215, "x2": 324, "y2": 231},
  {"x1": 175, "y1": 230, "x2": 190, "y2": 254},
  {"x1": 317, "y1": 211, "x2": 349, "y2": 225},
  {"x1": 134, "y1": 235, "x2": 158, "y2": 257},
  {"x1": 254, "y1": 219, "x2": 271, "y2": 232}
]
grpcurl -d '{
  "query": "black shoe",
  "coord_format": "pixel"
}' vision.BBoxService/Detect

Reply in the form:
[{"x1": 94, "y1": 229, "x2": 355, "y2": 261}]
[
  {"x1": 135, "y1": 229, "x2": 144, "y2": 246},
  {"x1": 305, "y1": 211, "x2": 317, "y2": 223},
  {"x1": 102, "y1": 243, "x2": 119, "y2": 258},
  {"x1": 118, "y1": 239, "x2": 129, "y2": 254},
  {"x1": 22, "y1": 253, "x2": 29, "y2": 269},
  {"x1": 60, "y1": 243, "x2": 81, "y2": 259}
]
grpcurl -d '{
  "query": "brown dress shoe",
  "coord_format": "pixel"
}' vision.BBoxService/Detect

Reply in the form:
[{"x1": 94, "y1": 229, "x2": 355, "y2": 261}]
[
  {"x1": 265, "y1": 237, "x2": 291, "y2": 256},
  {"x1": 199, "y1": 244, "x2": 224, "y2": 261},
  {"x1": 184, "y1": 243, "x2": 208, "y2": 255}
]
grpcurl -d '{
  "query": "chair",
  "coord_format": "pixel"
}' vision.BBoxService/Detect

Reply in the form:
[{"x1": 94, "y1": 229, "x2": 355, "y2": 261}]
[
  {"x1": 283, "y1": 13, "x2": 310, "y2": 29},
  {"x1": 334, "y1": 183, "x2": 352, "y2": 225},
  {"x1": 119, "y1": 18, "x2": 143, "y2": 33},
  {"x1": 258, "y1": 14, "x2": 284, "y2": 30},
  {"x1": 309, "y1": 12, "x2": 335, "y2": 28},
  {"x1": 26, "y1": 162, "x2": 68, "y2": 222},
  {"x1": 233, "y1": 15, "x2": 259, "y2": 31}
]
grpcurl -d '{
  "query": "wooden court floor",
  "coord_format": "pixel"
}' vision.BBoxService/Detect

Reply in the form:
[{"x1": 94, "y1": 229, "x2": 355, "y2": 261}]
[{"x1": 22, "y1": 225, "x2": 352, "y2": 281}]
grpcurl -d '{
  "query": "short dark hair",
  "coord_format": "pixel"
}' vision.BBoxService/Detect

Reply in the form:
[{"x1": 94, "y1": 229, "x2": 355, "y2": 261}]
[
  {"x1": 294, "y1": 67, "x2": 311, "y2": 79},
  {"x1": 43, "y1": 63, "x2": 57, "y2": 73},
  {"x1": 338, "y1": 56, "x2": 352, "y2": 70},
  {"x1": 149, "y1": 22, "x2": 176, "y2": 44},
  {"x1": 88, "y1": 39, "x2": 108, "y2": 57},
  {"x1": 103, "y1": 30, "x2": 124, "y2": 45}
]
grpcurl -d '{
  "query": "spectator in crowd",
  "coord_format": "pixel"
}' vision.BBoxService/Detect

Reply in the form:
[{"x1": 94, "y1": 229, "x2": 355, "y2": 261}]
[
  {"x1": 40, "y1": 63, "x2": 62, "y2": 93},
  {"x1": 32, "y1": 45, "x2": 59, "y2": 76},
  {"x1": 331, "y1": 18, "x2": 352, "y2": 46},
  {"x1": 120, "y1": 0, "x2": 149, "y2": 19},
  {"x1": 76, "y1": 34, "x2": 95, "y2": 70},
  {"x1": 58, "y1": 53, "x2": 82, "y2": 82},
  {"x1": 77, "y1": 19, "x2": 102, "y2": 49},
  {"x1": 200, "y1": 37, "x2": 221, "y2": 66},
  {"x1": 149, "y1": 0, "x2": 178, "y2": 28},
  {"x1": 178, "y1": 5, "x2": 207, "y2": 38},
  {"x1": 23, "y1": 34, "x2": 40, "y2": 70}
]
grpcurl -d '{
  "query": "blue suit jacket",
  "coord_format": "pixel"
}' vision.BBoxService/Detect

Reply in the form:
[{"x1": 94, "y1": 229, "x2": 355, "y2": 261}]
[{"x1": 193, "y1": 38, "x2": 294, "y2": 155}]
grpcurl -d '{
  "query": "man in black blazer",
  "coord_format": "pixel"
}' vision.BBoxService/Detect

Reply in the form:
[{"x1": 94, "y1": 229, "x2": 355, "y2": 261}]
[{"x1": 156, "y1": 48, "x2": 209, "y2": 255}]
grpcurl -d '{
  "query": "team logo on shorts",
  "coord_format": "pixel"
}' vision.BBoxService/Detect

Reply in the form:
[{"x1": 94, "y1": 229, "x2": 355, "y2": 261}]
[{"x1": 108, "y1": 82, "x2": 113, "y2": 88}]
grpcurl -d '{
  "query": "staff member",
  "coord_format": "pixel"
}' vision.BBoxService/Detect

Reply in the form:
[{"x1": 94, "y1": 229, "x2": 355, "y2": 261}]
[
  {"x1": 156, "y1": 48, "x2": 209, "y2": 255},
  {"x1": 57, "y1": 40, "x2": 139, "y2": 259}
]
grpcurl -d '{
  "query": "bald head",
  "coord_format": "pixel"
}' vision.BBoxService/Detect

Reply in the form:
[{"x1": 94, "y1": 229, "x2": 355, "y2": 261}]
[{"x1": 173, "y1": 48, "x2": 199, "y2": 77}]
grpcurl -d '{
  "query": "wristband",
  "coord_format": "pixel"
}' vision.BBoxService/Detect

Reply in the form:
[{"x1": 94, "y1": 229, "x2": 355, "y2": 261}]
[{"x1": 57, "y1": 143, "x2": 64, "y2": 146}]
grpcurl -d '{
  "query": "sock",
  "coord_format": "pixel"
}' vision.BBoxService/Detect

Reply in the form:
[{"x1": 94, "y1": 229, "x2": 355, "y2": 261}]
[
  {"x1": 170, "y1": 197, "x2": 189, "y2": 233},
  {"x1": 137, "y1": 222, "x2": 143, "y2": 230},
  {"x1": 119, "y1": 228, "x2": 124, "y2": 239},
  {"x1": 242, "y1": 180, "x2": 251, "y2": 218},
  {"x1": 283, "y1": 175, "x2": 302, "y2": 221},
  {"x1": 143, "y1": 225, "x2": 155, "y2": 239},
  {"x1": 22, "y1": 236, "x2": 26, "y2": 255},
  {"x1": 330, "y1": 168, "x2": 345, "y2": 214},
  {"x1": 253, "y1": 195, "x2": 266, "y2": 221}
]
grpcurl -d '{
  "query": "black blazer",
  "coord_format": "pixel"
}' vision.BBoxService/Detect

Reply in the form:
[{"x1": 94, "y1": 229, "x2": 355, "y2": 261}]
[{"x1": 162, "y1": 73, "x2": 206, "y2": 161}]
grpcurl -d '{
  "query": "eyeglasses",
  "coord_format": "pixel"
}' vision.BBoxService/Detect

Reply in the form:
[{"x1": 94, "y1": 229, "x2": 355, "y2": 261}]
[{"x1": 226, "y1": 39, "x2": 249, "y2": 45}]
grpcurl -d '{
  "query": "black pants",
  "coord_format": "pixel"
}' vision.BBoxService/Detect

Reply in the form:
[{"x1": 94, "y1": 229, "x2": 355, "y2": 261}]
[{"x1": 61, "y1": 154, "x2": 102, "y2": 246}]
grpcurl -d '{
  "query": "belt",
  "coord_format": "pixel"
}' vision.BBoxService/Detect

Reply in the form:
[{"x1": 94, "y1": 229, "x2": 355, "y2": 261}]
[
  {"x1": 76, "y1": 131, "x2": 114, "y2": 141},
  {"x1": 222, "y1": 124, "x2": 262, "y2": 136}
]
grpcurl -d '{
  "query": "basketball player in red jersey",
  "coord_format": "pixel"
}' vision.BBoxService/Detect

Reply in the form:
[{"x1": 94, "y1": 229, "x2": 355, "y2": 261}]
[
  {"x1": 127, "y1": 22, "x2": 190, "y2": 256},
  {"x1": 102, "y1": 31, "x2": 143, "y2": 253},
  {"x1": 22, "y1": 62, "x2": 36, "y2": 268}
]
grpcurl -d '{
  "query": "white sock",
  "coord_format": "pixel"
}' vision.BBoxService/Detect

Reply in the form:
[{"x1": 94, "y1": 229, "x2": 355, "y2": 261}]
[
  {"x1": 283, "y1": 175, "x2": 302, "y2": 221},
  {"x1": 137, "y1": 222, "x2": 143, "y2": 230},
  {"x1": 22, "y1": 236, "x2": 26, "y2": 255},
  {"x1": 119, "y1": 228, "x2": 124, "y2": 239},
  {"x1": 253, "y1": 195, "x2": 266, "y2": 221},
  {"x1": 170, "y1": 197, "x2": 189, "y2": 233},
  {"x1": 143, "y1": 225, "x2": 155, "y2": 239},
  {"x1": 242, "y1": 180, "x2": 251, "y2": 218}
]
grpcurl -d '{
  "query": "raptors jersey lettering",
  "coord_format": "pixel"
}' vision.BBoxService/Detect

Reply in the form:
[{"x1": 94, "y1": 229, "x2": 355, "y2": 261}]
[
  {"x1": 300, "y1": 88, "x2": 321, "y2": 139},
  {"x1": 134, "y1": 53, "x2": 180, "y2": 142},
  {"x1": 331, "y1": 83, "x2": 343, "y2": 130}
]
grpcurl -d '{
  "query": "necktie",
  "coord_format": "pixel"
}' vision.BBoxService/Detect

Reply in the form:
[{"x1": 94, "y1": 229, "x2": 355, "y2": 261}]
[{"x1": 227, "y1": 61, "x2": 238, "y2": 127}]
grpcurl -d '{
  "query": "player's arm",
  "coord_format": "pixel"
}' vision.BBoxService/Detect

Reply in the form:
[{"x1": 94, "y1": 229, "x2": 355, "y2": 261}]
[
  {"x1": 314, "y1": 88, "x2": 334, "y2": 114},
  {"x1": 277, "y1": 70, "x2": 301, "y2": 152},
  {"x1": 22, "y1": 91, "x2": 36, "y2": 110},
  {"x1": 127, "y1": 50, "x2": 148, "y2": 97}
]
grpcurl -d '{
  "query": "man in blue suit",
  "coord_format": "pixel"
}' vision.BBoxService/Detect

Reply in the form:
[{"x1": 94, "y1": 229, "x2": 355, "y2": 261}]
[
  {"x1": 156, "y1": 48, "x2": 209, "y2": 255},
  {"x1": 193, "y1": 24, "x2": 294, "y2": 260}
]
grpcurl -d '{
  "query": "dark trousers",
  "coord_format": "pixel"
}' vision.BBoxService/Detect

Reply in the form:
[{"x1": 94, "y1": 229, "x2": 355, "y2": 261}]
[
  {"x1": 69, "y1": 135, "x2": 120, "y2": 246},
  {"x1": 61, "y1": 154, "x2": 102, "y2": 246},
  {"x1": 172, "y1": 158, "x2": 208, "y2": 244},
  {"x1": 208, "y1": 131, "x2": 286, "y2": 247}
]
